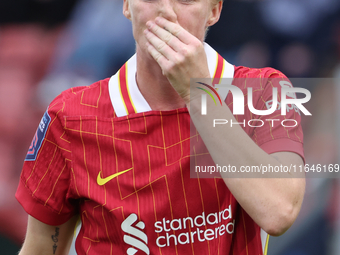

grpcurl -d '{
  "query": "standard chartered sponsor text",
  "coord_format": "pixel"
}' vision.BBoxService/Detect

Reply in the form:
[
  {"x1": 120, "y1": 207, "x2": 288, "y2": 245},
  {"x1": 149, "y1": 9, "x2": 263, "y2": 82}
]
[
  {"x1": 195, "y1": 163, "x2": 296, "y2": 175},
  {"x1": 154, "y1": 206, "x2": 234, "y2": 247}
]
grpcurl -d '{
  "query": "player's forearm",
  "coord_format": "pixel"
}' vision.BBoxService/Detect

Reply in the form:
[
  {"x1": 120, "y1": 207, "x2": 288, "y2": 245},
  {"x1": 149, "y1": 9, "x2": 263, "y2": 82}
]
[
  {"x1": 187, "y1": 95, "x2": 305, "y2": 236},
  {"x1": 187, "y1": 91, "x2": 303, "y2": 175},
  {"x1": 222, "y1": 172, "x2": 305, "y2": 236},
  {"x1": 19, "y1": 215, "x2": 77, "y2": 255}
]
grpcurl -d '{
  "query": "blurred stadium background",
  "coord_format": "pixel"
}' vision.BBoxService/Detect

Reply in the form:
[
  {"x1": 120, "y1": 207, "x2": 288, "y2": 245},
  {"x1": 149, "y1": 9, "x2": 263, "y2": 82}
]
[{"x1": 0, "y1": 0, "x2": 340, "y2": 254}]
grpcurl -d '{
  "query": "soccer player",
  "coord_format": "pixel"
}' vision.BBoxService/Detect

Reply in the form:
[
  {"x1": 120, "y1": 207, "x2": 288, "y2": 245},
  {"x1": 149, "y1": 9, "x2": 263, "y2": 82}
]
[{"x1": 16, "y1": 0, "x2": 305, "y2": 254}]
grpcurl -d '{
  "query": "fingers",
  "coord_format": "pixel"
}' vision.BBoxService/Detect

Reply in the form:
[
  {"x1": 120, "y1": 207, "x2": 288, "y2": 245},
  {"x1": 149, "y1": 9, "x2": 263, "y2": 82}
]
[
  {"x1": 144, "y1": 20, "x2": 182, "y2": 63},
  {"x1": 146, "y1": 19, "x2": 181, "y2": 47},
  {"x1": 144, "y1": 15, "x2": 207, "y2": 84},
  {"x1": 144, "y1": 23, "x2": 175, "y2": 60},
  {"x1": 144, "y1": 26, "x2": 172, "y2": 73},
  {"x1": 145, "y1": 40, "x2": 169, "y2": 71},
  {"x1": 144, "y1": 16, "x2": 203, "y2": 64},
  {"x1": 154, "y1": 17, "x2": 192, "y2": 45},
  {"x1": 144, "y1": 16, "x2": 201, "y2": 53},
  {"x1": 144, "y1": 18, "x2": 186, "y2": 71}
]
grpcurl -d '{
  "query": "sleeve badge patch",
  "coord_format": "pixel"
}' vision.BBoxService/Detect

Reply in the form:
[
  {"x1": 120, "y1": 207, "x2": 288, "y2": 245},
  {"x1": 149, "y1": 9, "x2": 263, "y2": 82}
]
[{"x1": 25, "y1": 111, "x2": 51, "y2": 161}]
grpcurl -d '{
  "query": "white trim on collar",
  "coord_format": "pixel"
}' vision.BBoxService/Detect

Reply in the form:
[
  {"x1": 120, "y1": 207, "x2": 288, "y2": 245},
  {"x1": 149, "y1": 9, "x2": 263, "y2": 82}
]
[
  {"x1": 109, "y1": 43, "x2": 235, "y2": 117},
  {"x1": 108, "y1": 67, "x2": 126, "y2": 117},
  {"x1": 125, "y1": 55, "x2": 152, "y2": 114},
  {"x1": 203, "y1": 42, "x2": 234, "y2": 79}
]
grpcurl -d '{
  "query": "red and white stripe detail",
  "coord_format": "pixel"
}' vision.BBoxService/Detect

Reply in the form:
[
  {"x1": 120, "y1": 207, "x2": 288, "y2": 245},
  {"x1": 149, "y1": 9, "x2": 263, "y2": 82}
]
[{"x1": 108, "y1": 43, "x2": 234, "y2": 117}]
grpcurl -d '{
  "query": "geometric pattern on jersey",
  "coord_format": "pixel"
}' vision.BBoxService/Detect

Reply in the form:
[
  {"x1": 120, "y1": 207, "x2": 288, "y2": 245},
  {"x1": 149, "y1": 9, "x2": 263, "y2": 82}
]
[
  {"x1": 62, "y1": 111, "x2": 263, "y2": 255},
  {"x1": 16, "y1": 45, "x2": 304, "y2": 255}
]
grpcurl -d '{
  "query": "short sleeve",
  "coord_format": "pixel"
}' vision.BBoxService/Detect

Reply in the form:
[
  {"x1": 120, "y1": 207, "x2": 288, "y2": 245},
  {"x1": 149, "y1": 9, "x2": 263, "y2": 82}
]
[
  {"x1": 16, "y1": 94, "x2": 77, "y2": 226},
  {"x1": 251, "y1": 69, "x2": 304, "y2": 160}
]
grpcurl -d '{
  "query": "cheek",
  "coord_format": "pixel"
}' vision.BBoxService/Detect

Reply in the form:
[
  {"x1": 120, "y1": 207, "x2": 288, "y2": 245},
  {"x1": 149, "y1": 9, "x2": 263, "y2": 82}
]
[
  {"x1": 178, "y1": 13, "x2": 208, "y2": 39},
  {"x1": 131, "y1": 9, "x2": 152, "y2": 36},
  {"x1": 130, "y1": 16, "x2": 146, "y2": 40},
  {"x1": 130, "y1": 10, "x2": 155, "y2": 47}
]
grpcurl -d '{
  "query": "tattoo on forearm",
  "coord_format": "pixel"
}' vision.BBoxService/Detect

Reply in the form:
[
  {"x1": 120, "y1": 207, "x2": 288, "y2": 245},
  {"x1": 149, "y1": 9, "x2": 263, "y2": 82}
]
[{"x1": 51, "y1": 227, "x2": 60, "y2": 254}]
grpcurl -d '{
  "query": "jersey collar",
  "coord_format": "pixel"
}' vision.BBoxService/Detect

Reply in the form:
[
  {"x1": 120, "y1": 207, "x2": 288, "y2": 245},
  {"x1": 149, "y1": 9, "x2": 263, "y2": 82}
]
[{"x1": 109, "y1": 43, "x2": 234, "y2": 117}]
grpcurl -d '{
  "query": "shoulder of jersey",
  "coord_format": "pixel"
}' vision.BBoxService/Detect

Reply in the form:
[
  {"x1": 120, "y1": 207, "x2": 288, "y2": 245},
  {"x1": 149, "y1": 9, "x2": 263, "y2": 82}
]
[
  {"x1": 234, "y1": 66, "x2": 287, "y2": 79},
  {"x1": 47, "y1": 78, "x2": 114, "y2": 118}
]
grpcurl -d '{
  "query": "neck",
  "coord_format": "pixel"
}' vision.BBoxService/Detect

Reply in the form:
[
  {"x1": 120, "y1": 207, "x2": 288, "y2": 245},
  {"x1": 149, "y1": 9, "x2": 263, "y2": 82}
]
[{"x1": 135, "y1": 47, "x2": 186, "y2": 111}]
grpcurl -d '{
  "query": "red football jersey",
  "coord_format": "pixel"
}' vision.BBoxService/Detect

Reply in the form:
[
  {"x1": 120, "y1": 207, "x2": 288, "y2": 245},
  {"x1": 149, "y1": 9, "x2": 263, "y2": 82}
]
[{"x1": 16, "y1": 44, "x2": 304, "y2": 255}]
